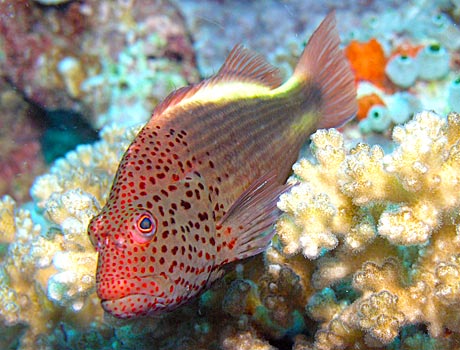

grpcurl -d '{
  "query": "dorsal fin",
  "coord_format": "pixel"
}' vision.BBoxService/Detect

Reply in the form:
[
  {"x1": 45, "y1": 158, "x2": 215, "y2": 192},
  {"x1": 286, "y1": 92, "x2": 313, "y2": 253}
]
[
  {"x1": 216, "y1": 44, "x2": 283, "y2": 88},
  {"x1": 152, "y1": 85, "x2": 198, "y2": 117},
  {"x1": 152, "y1": 44, "x2": 283, "y2": 117}
]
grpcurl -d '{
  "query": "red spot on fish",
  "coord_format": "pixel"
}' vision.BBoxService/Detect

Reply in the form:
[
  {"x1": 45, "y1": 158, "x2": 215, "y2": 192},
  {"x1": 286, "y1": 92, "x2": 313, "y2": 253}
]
[{"x1": 228, "y1": 238, "x2": 237, "y2": 250}]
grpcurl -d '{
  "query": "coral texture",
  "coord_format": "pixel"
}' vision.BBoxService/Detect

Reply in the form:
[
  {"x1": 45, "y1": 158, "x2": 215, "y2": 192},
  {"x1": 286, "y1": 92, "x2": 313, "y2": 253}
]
[
  {"x1": 274, "y1": 111, "x2": 460, "y2": 348},
  {"x1": 0, "y1": 123, "x2": 141, "y2": 349},
  {"x1": 0, "y1": 79, "x2": 45, "y2": 203},
  {"x1": 2, "y1": 0, "x2": 460, "y2": 348},
  {"x1": 0, "y1": 0, "x2": 198, "y2": 128}
]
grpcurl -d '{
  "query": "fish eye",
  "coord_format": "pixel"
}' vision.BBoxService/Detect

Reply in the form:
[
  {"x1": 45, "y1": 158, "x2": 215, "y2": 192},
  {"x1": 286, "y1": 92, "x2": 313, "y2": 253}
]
[
  {"x1": 138, "y1": 214, "x2": 155, "y2": 233},
  {"x1": 132, "y1": 212, "x2": 158, "y2": 244}
]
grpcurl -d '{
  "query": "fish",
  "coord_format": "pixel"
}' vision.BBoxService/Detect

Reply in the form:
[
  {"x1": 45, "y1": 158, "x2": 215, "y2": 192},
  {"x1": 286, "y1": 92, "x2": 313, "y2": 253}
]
[{"x1": 87, "y1": 12, "x2": 357, "y2": 319}]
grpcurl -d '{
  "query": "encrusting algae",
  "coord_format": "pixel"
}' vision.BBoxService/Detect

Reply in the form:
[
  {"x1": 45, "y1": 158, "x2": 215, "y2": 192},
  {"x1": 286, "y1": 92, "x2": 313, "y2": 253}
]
[{"x1": 88, "y1": 12, "x2": 357, "y2": 319}]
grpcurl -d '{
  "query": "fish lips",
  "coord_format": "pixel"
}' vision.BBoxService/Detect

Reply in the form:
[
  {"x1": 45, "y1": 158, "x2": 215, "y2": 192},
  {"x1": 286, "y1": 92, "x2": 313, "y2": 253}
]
[
  {"x1": 101, "y1": 294, "x2": 166, "y2": 319},
  {"x1": 98, "y1": 275, "x2": 169, "y2": 318}
]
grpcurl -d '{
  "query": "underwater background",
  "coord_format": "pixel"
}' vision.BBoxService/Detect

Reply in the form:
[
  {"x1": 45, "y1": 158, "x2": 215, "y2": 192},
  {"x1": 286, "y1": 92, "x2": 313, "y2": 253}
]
[{"x1": 2, "y1": 0, "x2": 460, "y2": 349}]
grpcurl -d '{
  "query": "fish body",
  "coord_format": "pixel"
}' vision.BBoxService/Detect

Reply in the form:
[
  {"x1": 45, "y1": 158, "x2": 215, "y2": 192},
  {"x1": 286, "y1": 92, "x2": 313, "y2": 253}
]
[{"x1": 88, "y1": 13, "x2": 357, "y2": 319}]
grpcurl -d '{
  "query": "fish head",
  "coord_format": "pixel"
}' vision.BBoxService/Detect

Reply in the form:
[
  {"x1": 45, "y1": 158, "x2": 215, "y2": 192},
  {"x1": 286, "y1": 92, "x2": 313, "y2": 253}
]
[
  {"x1": 88, "y1": 169, "x2": 216, "y2": 319},
  {"x1": 88, "y1": 204, "x2": 172, "y2": 318}
]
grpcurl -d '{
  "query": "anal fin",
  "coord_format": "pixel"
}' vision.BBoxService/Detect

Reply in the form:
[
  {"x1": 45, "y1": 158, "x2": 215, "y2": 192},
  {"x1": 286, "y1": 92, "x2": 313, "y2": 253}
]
[{"x1": 215, "y1": 171, "x2": 289, "y2": 265}]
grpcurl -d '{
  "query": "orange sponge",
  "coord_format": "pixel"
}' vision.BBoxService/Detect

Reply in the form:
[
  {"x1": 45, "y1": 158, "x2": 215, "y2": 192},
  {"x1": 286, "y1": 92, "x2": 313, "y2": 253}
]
[
  {"x1": 390, "y1": 43, "x2": 424, "y2": 59},
  {"x1": 357, "y1": 93, "x2": 386, "y2": 121},
  {"x1": 345, "y1": 38, "x2": 388, "y2": 89}
]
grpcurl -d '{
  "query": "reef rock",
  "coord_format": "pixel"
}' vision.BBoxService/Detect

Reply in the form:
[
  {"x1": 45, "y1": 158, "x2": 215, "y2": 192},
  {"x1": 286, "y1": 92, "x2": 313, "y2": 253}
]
[{"x1": 0, "y1": 0, "x2": 198, "y2": 128}]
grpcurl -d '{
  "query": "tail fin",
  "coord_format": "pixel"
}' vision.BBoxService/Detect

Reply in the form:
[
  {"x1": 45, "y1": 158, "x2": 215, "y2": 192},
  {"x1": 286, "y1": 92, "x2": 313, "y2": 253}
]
[{"x1": 294, "y1": 12, "x2": 357, "y2": 128}]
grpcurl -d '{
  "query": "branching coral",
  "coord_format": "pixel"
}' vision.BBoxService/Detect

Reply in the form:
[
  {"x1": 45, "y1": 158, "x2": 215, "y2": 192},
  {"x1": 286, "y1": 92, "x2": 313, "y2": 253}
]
[
  {"x1": 2, "y1": 107, "x2": 459, "y2": 349},
  {"x1": 274, "y1": 111, "x2": 460, "y2": 348},
  {"x1": 0, "y1": 123, "x2": 141, "y2": 349}
]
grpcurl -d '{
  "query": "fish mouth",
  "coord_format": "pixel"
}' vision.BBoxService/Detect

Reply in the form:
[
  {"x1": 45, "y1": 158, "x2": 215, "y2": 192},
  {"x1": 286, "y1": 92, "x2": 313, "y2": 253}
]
[
  {"x1": 101, "y1": 294, "x2": 167, "y2": 319},
  {"x1": 97, "y1": 274, "x2": 168, "y2": 297},
  {"x1": 98, "y1": 274, "x2": 169, "y2": 319}
]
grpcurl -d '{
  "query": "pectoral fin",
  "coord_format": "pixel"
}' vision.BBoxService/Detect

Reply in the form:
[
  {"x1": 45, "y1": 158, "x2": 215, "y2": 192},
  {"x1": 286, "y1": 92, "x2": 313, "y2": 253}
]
[{"x1": 215, "y1": 171, "x2": 289, "y2": 266}]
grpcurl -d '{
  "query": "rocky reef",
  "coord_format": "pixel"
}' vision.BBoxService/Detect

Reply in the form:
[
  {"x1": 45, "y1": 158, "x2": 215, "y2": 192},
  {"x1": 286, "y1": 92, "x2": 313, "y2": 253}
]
[
  {"x1": 2, "y1": 0, "x2": 460, "y2": 349},
  {"x1": 0, "y1": 0, "x2": 198, "y2": 129},
  {"x1": 2, "y1": 111, "x2": 460, "y2": 349},
  {"x1": 0, "y1": 79, "x2": 46, "y2": 203},
  {"x1": 0, "y1": 123, "x2": 140, "y2": 349}
]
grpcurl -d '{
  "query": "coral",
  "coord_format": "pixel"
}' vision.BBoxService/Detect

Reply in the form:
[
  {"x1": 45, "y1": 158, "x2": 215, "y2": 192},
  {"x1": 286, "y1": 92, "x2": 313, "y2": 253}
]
[
  {"x1": 181, "y1": 0, "x2": 402, "y2": 79},
  {"x1": 2, "y1": 120, "x2": 308, "y2": 349},
  {"x1": 274, "y1": 111, "x2": 460, "y2": 348},
  {"x1": 81, "y1": 32, "x2": 189, "y2": 128},
  {"x1": 0, "y1": 196, "x2": 16, "y2": 245},
  {"x1": 2, "y1": 1, "x2": 460, "y2": 348},
  {"x1": 33, "y1": 0, "x2": 72, "y2": 4},
  {"x1": 0, "y1": 195, "x2": 63, "y2": 349},
  {"x1": 221, "y1": 330, "x2": 276, "y2": 350},
  {"x1": 0, "y1": 122, "x2": 141, "y2": 349},
  {"x1": 0, "y1": 79, "x2": 46, "y2": 204},
  {"x1": 0, "y1": 0, "x2": 90, "y2": 112},
  {"x1": 278, "y1": 110, "x2": 460, "y2": 252},
  {"x1": 0, "y1": 0, "x2": 198, "y2": 128}
]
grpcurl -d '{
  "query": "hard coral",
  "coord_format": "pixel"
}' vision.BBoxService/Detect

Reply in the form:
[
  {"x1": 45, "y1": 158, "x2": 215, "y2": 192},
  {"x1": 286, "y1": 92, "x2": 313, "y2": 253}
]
[
  {"x1": 0, "y1": 116, "x2": 311, "y2": 348},
  {"x1": 0, "y1": 0, "x2": 198, "y2": 128},
  {"x1": 0, "y1": 79, "x2": 46, "y2": 203},
  {"x1": 274, "y1": 111, "x2": 460, "y2": 348},
  {"x1": 0, "y1": 122, "x2": 141, "y2": 349}
]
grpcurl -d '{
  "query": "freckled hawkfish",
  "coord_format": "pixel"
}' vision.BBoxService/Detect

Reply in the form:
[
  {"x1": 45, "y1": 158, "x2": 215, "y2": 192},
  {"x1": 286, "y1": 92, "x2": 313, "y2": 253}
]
[{"x1": 88, "y1": 12, "x2": 357, "y2": 319}]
